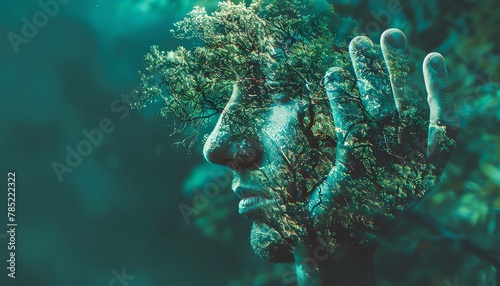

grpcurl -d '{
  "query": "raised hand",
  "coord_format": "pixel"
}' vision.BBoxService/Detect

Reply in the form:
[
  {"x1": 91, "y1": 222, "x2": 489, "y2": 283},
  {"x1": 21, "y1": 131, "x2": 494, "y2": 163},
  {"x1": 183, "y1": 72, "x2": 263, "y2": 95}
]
[{"x1": 309, "y1": 28, "x2": 459, "y2": 246}]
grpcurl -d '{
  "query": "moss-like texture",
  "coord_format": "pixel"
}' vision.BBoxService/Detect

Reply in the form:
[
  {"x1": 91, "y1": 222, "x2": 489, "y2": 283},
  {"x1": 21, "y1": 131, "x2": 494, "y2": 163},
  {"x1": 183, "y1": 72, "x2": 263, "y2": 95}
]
[{"x1": 134, "y1": 0, "x2": 498, "y2": 284}]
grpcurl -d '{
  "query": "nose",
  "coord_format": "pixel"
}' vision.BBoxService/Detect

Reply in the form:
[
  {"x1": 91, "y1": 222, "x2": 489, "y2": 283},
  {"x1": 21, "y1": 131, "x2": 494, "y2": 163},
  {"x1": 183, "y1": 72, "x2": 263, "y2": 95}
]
[
  {"x1": 203, "y1": 115, "x2": 263, "y2": 170},
  {"x1": 203, "y1": 88, "x2": 263, "y2": 170}
]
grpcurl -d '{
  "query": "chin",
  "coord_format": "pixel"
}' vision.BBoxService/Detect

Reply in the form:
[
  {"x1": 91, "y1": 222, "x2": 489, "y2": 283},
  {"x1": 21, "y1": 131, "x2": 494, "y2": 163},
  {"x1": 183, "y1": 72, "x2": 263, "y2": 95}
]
[{"x1": 250, "y1": 222, "x2": 294, "y2": 263}]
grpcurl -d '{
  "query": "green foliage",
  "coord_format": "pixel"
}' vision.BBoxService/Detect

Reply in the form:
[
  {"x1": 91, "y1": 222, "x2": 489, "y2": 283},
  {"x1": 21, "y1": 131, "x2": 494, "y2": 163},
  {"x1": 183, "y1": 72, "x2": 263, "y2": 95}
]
[
  {"x1": 135, "y1": 0, "x2": 500, "y2": 284},
  {"x1": 135, "y1": 0, "x2": 357, "y2": 126}
]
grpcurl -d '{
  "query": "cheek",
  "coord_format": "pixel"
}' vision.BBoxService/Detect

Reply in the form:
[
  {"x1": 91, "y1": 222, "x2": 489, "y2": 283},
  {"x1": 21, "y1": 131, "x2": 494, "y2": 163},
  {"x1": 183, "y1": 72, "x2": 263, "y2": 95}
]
[
  {"x1": 259, "y1": 103, "x2": 337, "y2": 194},
  {"x1": 256, "y1": 103, "x2": 302, "y2": 193},
  {"x1": 261, "y1": 103, "x2": 301, "y2": 152}
]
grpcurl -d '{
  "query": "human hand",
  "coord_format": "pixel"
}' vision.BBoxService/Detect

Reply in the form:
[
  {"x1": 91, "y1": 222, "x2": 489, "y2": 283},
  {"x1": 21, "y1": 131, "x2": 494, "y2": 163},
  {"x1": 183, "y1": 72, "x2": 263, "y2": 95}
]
[{"x1": 310, "y1": 28, "x2": 460, "y2": 246}]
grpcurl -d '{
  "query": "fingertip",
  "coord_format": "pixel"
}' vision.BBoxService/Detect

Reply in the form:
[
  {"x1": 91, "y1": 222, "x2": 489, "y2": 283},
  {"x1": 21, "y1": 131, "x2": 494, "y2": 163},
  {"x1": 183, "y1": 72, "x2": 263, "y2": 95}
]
[
  {"x1": 424, "y1": 53, "x2": 448, "y2": 99},
  {"x1": 350, "y1": 35, "x2": 371, "y2": 46},
  {"x1": 324, "y1": 67, "x2": 349, "y2": 95},
  {"x1": 424, "y1": 52, "x2": 455, "y2": 126},
  {"x1": 381, "y1": 28, "x2": 404, "y2": 39},
  {"x1": 424, "y1": 52, "x2": 447, "y2": 74},
  {"x1": 381, "y1": 28, "x2": 407, "y2": 51},
  {"x1": 349, "y1": 36, "x2": 373, "y2": 56}
]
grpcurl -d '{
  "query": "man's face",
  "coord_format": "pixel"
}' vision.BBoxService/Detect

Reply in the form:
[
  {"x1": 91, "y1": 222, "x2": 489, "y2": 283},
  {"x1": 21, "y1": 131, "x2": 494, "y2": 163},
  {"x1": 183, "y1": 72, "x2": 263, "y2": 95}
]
[{"x1": 203, "y1": 82, "x2": 336, "y2": 262}]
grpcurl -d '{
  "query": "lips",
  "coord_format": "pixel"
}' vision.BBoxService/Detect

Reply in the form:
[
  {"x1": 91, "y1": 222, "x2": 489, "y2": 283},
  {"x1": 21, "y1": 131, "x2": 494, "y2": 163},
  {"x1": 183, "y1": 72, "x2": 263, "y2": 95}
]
[
  {"x1": 240, "y1": 196, "x2": 264, "y2": 207},
  {"x1": 234, "y1": 188, "x2": 274, "y2": 217},
  {"x1": 238, "y1": 195, "x2": 274, "y2": 216}
]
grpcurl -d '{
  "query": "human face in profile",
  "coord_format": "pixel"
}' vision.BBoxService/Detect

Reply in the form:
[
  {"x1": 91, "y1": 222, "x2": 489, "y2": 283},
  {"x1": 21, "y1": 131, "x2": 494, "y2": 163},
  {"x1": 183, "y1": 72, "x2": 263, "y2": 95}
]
[
  {"x1": 202, "y1": 29, "x2": 458, "y2": 265},
  {"x1": 203, "y1": 78, "x2": 337, "y2": 262}
]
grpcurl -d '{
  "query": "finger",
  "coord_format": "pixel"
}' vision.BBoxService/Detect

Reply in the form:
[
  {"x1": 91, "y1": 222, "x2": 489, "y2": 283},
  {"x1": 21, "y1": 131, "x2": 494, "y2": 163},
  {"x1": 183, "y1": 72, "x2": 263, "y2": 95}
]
[
  {"x1": 380, "y1": 28, "x2": 428, "y2": 119},
  {"x1": 324, "y1": 67, "x2": 364, "y2": 145},
  {"x1": 310, "y1": 67, "x2": 363, "y2": 217},
  {"x1": 424, "y1": 53, "x2": 458, "y2": 128},
  {"x1": 423, "y1": 52, "x2": 459, "y2": 171},
  {"x1": 349, "y1": 36, "x2": 396, "y2": 121},
  {"x1": 324, "y1": 67, "x2": 379, "y2": 179},
  {"x1": 325, "y1": 67, "x2": 366, "y2": 144}
]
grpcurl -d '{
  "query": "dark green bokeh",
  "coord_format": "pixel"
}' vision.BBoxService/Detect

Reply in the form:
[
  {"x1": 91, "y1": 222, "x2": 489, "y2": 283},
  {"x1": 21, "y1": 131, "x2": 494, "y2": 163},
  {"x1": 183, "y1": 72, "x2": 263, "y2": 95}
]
[{"x1": 0, "y1": 0, "x2": 498, "y2": 285}]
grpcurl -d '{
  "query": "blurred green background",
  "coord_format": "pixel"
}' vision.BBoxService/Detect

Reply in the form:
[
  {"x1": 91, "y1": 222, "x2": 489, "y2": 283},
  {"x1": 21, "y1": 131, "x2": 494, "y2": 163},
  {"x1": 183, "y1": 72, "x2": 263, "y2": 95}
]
[{"x1": 0, "y1": 0, "x2": 498, "y2": 285}]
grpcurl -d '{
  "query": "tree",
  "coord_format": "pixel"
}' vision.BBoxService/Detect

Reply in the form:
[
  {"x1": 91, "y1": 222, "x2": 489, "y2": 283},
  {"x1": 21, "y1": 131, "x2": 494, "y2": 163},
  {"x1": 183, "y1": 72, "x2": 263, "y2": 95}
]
[{"x1": 135, "y1": 0, "x2": 500, "y2": 284}]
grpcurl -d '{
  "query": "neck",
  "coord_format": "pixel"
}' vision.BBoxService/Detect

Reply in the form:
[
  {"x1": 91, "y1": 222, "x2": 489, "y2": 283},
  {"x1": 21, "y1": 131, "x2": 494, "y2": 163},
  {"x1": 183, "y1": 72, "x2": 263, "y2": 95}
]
[{"x1": 293, "y1": 241, "x2": 376, "y2": 286}]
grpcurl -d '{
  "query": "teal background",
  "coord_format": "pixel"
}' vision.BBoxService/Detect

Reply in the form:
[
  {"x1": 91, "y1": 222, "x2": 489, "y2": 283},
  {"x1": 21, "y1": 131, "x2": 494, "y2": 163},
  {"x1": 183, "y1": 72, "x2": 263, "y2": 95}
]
[
  {"x1": 0, "y1": 1, "x2": 256, "y2": 285},
  {"x1": 0, "y1": 0, "x2": 498, "y2": 285}
]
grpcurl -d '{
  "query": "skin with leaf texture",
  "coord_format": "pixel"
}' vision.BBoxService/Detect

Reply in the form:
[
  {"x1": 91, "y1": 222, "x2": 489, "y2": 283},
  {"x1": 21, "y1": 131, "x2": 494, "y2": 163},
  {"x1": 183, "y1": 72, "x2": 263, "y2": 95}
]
[{"x1": 203, "y1": 28, "x2": 459, "y2": 286}]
